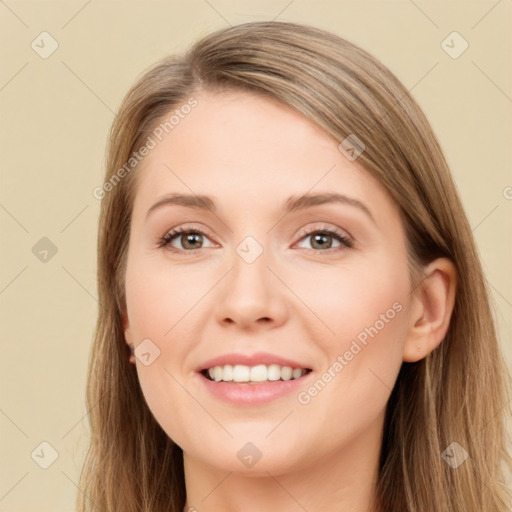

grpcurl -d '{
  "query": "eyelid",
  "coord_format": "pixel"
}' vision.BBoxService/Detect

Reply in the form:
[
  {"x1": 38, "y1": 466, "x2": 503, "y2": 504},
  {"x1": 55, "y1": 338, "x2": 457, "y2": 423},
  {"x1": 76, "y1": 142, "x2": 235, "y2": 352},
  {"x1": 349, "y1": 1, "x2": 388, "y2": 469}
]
[{"x1": 295, "y1": 222, "x2": 352, "y2": 242}]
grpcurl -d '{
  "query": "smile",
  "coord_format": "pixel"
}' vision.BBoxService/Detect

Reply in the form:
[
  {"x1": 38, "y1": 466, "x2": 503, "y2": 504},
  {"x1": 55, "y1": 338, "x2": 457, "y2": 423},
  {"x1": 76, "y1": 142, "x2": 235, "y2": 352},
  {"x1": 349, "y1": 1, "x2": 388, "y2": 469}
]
[{"x1": 202, "y1": 364, "x2": 312, "y2": 384}]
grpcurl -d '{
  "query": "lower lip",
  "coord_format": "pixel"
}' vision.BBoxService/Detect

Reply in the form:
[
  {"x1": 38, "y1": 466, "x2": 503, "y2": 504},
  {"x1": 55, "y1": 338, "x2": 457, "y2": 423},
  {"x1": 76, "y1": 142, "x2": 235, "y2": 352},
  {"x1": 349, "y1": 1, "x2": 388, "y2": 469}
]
[{"x1": 197, "y1": 372, "x2": 313, "y2": 405}]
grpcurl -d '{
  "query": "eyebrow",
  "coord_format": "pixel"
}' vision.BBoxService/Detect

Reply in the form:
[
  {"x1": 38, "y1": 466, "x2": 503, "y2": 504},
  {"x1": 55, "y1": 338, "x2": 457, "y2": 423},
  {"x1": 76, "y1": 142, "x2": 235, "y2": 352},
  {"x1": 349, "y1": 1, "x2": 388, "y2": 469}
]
[{"x1": 145, "y1": 192, "x2": 375, "y2": 224}]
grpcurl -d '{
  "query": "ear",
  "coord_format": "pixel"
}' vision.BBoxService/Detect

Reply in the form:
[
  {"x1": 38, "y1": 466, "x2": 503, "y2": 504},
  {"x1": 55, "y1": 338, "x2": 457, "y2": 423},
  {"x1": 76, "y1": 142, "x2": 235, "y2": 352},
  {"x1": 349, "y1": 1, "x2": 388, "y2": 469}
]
[
  {"x1": 403, "y1": 258, "x2": 457, "y2": 362},
  {"x1": 122, "y1": 308, "x2": 136, "y2": 365}
]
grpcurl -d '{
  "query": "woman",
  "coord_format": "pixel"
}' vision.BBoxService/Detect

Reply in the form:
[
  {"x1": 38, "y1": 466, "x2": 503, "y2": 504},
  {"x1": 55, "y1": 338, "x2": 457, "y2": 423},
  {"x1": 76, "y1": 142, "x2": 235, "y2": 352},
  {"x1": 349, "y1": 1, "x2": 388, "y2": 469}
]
[{"x1": 78, "y1": 21, "x2": 511, "y2": 511}]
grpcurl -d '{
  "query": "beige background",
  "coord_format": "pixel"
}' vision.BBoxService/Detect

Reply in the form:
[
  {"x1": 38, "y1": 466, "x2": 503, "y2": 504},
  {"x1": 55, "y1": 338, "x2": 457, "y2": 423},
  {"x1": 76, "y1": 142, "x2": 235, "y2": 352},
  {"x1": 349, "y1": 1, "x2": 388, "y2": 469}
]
[{"x1": 1, "y1": 1, "x2": 511, "y2": 510}]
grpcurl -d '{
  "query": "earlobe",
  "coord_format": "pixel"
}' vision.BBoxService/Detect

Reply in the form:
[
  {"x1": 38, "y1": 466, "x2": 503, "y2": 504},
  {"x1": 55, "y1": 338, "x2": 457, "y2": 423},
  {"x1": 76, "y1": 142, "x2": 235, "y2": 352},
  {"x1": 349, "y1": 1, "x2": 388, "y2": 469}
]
[
  {"x1": 127, "y1": 343, "x2": 136, "y2": 364},
  {"x1": 403, "y1": 258, "x2": 457, "y2": 363},
  {"x1": 121, "y1": 309, "x2": 136, "y2": 365}
]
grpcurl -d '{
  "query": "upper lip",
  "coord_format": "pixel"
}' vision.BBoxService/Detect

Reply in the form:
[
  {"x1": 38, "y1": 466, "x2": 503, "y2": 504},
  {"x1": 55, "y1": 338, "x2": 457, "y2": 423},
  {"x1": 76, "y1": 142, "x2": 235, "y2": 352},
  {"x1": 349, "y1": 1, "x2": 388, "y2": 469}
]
[{"x1": 196, "y1": 352, "x2": 312, "y2": 372}]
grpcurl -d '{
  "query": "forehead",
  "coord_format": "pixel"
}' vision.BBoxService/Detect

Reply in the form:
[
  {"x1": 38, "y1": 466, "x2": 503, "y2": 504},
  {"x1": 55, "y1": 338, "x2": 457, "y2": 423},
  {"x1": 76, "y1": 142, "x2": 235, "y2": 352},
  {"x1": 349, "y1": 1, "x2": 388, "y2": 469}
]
[{"x1": 131, "y1": 89, "x2": 397, "y2": 222}]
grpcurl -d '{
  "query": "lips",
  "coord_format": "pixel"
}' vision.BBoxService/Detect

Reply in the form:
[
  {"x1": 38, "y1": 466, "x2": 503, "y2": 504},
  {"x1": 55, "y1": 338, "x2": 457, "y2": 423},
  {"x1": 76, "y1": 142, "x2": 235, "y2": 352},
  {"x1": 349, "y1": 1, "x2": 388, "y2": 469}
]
[{"x1": 196, "y1": 351, "x2": 312, "y2": 373}]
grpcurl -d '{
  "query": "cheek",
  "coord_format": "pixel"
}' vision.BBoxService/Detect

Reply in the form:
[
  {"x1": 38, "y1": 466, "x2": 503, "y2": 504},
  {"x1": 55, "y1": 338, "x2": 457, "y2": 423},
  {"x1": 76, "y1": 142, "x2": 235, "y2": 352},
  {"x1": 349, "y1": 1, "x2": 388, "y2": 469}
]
[
  {"x1": 124, "y1": 253, "x2": 204, "y2": 342},
  {"x1": 295, "y1": 258, "x2": 409, "y2": 434},
  {"x1": 289, "y1": 250, "x2": 409, "y2": 350},
  {"x1": 294, "y1": 251, "x2": 407, "y2": 348},
  {"x1": 124, "y1": 255, "x2": 209, "y2": 440}
]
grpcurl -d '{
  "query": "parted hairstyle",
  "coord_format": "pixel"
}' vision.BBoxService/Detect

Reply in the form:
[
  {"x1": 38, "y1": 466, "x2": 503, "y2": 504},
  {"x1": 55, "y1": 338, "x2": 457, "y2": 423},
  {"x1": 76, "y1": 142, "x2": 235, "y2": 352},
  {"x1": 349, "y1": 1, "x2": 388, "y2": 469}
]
[{"x1": 77, "y1": 20, "x2": 512, "y2": 512}]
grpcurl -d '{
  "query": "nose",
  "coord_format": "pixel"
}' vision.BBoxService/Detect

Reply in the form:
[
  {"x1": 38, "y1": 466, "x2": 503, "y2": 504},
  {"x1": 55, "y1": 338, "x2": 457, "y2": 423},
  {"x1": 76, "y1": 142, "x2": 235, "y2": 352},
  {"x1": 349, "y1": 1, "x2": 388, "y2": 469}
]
[{"x1": 214, "y1": 245, "x2": 289, "y2": 330}]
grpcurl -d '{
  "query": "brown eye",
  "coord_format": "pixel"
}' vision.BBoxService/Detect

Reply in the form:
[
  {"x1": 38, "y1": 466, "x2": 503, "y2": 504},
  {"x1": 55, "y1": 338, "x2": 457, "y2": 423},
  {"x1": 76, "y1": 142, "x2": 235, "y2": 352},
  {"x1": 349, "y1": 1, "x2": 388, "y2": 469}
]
[
  {"x1": 309, "y1": 233, "x2": 334, "y2": 250},
  {"x1": 160, "y1": 227, "x2": 215, "y2": 253},
  {"x1": 180, "y1": 232, "x2": 203, "y2": 250},
  {"x1": 296, "y1": 227, "x2": 353, "y2": 252}
]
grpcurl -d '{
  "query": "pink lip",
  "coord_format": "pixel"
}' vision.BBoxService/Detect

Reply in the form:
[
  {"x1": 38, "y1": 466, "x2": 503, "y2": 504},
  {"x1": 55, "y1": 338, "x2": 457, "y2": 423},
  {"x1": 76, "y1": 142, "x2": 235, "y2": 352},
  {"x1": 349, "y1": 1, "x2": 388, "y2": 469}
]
[
  {"x1": 196, "y1": 370, "x2": 314, "y2": 406},
  {"x1": 196, "y1": 351, "x2": 312, "y2": 372}
]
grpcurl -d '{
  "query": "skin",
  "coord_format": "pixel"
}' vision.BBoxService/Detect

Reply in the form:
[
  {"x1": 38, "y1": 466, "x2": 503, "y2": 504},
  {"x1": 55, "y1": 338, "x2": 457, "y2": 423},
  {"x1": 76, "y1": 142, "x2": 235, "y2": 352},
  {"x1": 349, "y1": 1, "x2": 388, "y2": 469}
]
[{"x1": 123, "y1": 89, "x2": 456, "y2": 512}]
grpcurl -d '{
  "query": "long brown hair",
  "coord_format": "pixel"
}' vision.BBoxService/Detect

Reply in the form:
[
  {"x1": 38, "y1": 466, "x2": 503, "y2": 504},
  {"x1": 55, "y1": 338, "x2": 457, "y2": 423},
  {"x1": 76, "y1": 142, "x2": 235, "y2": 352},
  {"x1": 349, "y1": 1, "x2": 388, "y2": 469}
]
[{"x1": 78, "y1": 21, "x2": 512, "y2": 511}]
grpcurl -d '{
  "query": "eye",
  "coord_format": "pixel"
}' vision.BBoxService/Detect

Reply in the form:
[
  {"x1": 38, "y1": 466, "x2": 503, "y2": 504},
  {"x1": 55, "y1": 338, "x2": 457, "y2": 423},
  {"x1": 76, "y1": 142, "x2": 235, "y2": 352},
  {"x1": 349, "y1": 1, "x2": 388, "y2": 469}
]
[
  {"x1": 159, "y1": 226, "x2": 216, "y2": 253},
  {"x1": 158, "y1": 224, "x2": 353, "y2": 254},
  {"x1": 295, "y1": 225, "x2": 353, "y2": 253}
]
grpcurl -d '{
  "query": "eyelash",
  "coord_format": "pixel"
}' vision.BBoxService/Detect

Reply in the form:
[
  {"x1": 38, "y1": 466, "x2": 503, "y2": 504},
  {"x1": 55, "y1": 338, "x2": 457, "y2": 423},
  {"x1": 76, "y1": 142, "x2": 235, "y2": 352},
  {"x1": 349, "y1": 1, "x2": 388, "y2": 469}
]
[{"x1": 158, "y1": 224, "x2": 354, "y2": 255}]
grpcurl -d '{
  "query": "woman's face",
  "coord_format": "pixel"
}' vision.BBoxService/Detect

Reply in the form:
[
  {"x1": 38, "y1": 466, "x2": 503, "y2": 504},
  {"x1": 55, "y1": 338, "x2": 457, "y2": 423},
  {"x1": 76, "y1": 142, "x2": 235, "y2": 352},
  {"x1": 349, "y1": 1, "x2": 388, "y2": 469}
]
[{"x1": 123, "y1": 89, "x2": 414, "y2": 475}]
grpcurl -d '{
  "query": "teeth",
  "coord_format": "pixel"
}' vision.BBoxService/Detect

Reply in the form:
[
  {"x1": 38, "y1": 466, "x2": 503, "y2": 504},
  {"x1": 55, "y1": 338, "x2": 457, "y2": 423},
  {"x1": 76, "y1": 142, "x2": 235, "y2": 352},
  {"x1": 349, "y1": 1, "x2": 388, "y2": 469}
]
[{"x1": 205, "y1": 364, "x2": 309, "y2": 383}]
